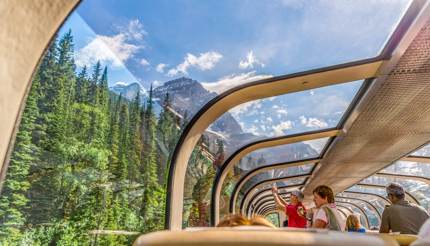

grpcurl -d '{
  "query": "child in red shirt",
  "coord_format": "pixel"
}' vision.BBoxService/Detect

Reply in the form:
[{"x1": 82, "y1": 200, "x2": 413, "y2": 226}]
[{"x1": 272, "y1": 186, "x2": 307, "y2": 228}]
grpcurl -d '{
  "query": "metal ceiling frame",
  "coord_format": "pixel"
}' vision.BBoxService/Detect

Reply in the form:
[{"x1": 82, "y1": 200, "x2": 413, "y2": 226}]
[
  {"x1": 375, "y1": 172, "x2": 430, "y2": 185},
  {"x1": 254, "y1": 194, "x2": 291, "y2": 215},
  {"x1": 229, "y1": 157, "x2": 320, "y2": 214},
  {"x1": 243, "y1": 184, "x2": 303, "y2": 217},
  {"x1": 165, "y1": 0, "x2": 427, "y2": 229},
  {"x1": 401, "y1": 156, "x2": 430, "y2": 163},
  {"x1": 341, "y1": 191, "x2": 391, "y2": 205},
  {"x1": 250, "y1": 193, "x2": 291, "y2": 215},
  {"x1": 335, "y1": 201, "x2": 370, "y2": 229},
  {"x1": 240, "y1": 175, "x2": 309, "y2": 214},
  {"x1": 212, "y1": 82, "x2": 373, "y2": 223},
  {"x1": 166, "y1": 59, "x2": 382, "y2": 229},
  {"x1": 336, "y1": 205, "x2": 354, "y2": 217},
  {"x1": 239, "y1": 173, "x2": 310, "y2": 209},
  {"x1": 246, "y1": 189, "x2": 297, "y2": 215},
  {"x1": 355, "y1": 183, "x2": 420, "y2": 204},
  {"x1": 336, "y1": 196, "x2": 382, "y2": 219},
  {"x1": 260, "y1": 206, "x2": 277, "y2": 217},
  {"x1": 219, "y1": 130, "x2": 338, "y2": 214}
]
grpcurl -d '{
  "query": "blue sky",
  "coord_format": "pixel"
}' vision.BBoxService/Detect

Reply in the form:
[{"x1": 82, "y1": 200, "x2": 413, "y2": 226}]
[{"x1": 58, "y1": 0, "x2": 411, "y2": 139}]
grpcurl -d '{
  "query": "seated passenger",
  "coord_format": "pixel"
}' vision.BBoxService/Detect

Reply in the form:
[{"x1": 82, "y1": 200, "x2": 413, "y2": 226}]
[
  {"x1": 272, "y1": 185, "x2": 307, "y2": 228},
  {"x1": 345, "y1": 214, "x2": 366, "y2": 233},
  {"x1": 217, "y1": 214, "x2": 275, "y2": 228},
  {"x1": 379, "y1": 183, "x2": 429, "y2": 234},
  {"x1": 312, "y1": 185, "x2": 345, "y2": 231}
]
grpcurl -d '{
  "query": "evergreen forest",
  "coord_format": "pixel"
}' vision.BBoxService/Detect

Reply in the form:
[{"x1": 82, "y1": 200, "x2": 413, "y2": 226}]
[{"x1": 0, "y1": 30, "x2": 221, "y2": 245}]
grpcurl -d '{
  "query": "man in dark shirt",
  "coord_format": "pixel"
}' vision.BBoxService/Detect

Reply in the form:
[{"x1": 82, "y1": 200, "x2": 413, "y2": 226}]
[{"x1": 379, "y1": 183, "x2": 429, "y2": 234}]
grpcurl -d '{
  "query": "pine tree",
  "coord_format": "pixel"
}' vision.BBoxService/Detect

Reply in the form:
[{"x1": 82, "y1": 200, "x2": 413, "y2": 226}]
[
  {"x1": 0, "y1": 76, "x2": 41, "y2": 241},
  {"x1": 98, "y1": 66, "x2": 109, "y2": 111},
  {"x1": 140, "y1": 86, "x2": 165, "y2": 231},
  {"x1": 156, "y1": 93, "x2": 179, "y2": 185},
  {"x1": 128, "y1": 92, "x2": 142, "y2": 184},
  {"x1": 89, "y1": 61, "x2": 101, "y2": 106},
  {"x1": 75, "y1": 66, "x2": 88, "y2": 103}
]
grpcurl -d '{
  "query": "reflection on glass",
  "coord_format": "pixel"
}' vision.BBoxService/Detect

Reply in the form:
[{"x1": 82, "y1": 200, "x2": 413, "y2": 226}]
[
  {"x1": 265, "y1": 213, "x2": 280, "y2": 227},
  {"x1": 336, "y1": 198, "x2": 380, "y2": 228},
  {"x1": 380, "y1": 161, "x2": 430, "y2": 176},
  {"x1": 336, "y1": 203, "x2": 369, "y2": 228},
  {"x1": 361, "y1": 176, "x2": 430, "y2": 210},
  {"x1": 240, "y1": 164, "x2": 314, "y2": 195},
  {"x1": 209, "y1": 81, "x2": 362, "y2": 158},
  {"x1": 237, "y1": 138, "x2": 328, "y2": 173},
  {"x1": 238, "y1": 176, "x2": 307, "y2": 211},
  {"x1": 338, "y1": 192, "x2": 387, "y2": 215},
  {"x1": 0, "y1": 26, "x2": 181, "y2": 244},
  {"x1": 411, "y1": 144, "x2": 430, "y2": 157}
]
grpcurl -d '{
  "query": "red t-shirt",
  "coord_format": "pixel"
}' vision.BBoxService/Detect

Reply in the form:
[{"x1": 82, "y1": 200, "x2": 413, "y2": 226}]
[{"x1": 286, "y1": 203, "x2": 307, "y2": 228}]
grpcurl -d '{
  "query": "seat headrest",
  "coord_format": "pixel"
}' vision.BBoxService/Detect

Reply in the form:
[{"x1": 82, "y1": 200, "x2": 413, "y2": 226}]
[{"x1": 133, "y1": 228, "x2": 399, "y2": 246}]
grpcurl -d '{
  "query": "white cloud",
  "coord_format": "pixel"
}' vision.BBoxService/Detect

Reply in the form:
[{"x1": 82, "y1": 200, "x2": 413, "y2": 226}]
[
  {"x1": 247, "y1": 125, "x2": 261, "y2": 136},
  {"x1": 152, "y1": 80, "x2": 163, "y2": 87},
  {"x1": 276, "y1": 109, "x2": 288, "y2": 116},
  {"x1": 156, "y1": 63, "x2": 167, "y2": 73},
  {"x1": 201, "y1": 71, "x2": 272, "y2": 94},
  {"x1": 272, "y1": 105, "x2": 280, "y2": 109},
  {"x1": 310, "y1": 90, "x2": 315, "y2": 96},
  {"x1": 113, "y1": 81, "x2": 129, "y2": 87},
  {"x1": 239, "y1": 50, "x2": 265, "y2": 69},
  {"x1": 122, "y1": 19, "x2": 147, "y2": 41},
  {"x1": 75, "y1": 19, "x2": 146, "y2": 68},
  {"x1": 272, "y1": 121, "x2": 293, "y2": 136},
  {"x1": 140, "y1": 58, "x2": 150, "y2": 66},
  {"x1": 266, "y1": 117, "x2": 273, "y2": 123},
  {"x1": 167, "y1": 51, "x2": 222, "y2": 76},
  {"x1": 230, "y1": 100, "x2": 262, "y2": 118},
  {"x1": 299, "y1": 115, "x2": 328, "y2": 128}
]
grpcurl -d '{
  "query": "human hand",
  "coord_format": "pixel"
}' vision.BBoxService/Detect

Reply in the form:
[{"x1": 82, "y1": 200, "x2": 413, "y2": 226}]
[{"x1": 271, "y1": 184, "x2": 278, "y2": 194}]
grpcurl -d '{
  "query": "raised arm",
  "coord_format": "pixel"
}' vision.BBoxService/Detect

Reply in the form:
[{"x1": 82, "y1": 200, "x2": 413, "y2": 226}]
[{"x1": 272, "y1": 186, "x2": 288, "y2": 210}]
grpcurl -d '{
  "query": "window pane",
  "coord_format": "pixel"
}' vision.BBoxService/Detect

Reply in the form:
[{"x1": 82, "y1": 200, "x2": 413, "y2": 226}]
[
  {"x1": 209, "y1": 80, "x2": 362, "y2": 159},
  {"x1": 239, "y1": 163, "x2": 314, "y2": 196},
  {"x1": 361, "y1": 176, "x2": 430, "y2": 210},
  {"x1": 335, "y1": 202, "x2": 369, "y2": 228},
  {"x1": 335, "y1": 198, "x2": 380, "y2": 228},
  {"x1": 77, "y1": 0, "x2": 411, "y2": 101},
  {"x1": 411, "y1": 144, "x2": 430, "y2": 157},
  {"x1": 1, "y1": 0, "x2": 413, "y2": 241},
  {"x1": 265, "y1": 213, "x2": 280, "y2": 227},
  {"x1": 380, "y1": 161, "x2": 430, "y2": 176},
  {"x1": 337, "y1": 192, "x2": 387, "y2": 215},
  {"x1": 237, "y1": 138, "x2": 328, "y2": 174}
]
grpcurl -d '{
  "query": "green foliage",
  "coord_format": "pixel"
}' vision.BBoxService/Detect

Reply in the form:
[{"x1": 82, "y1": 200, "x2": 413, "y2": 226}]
[{"x1": 0, "y1": 30, "x2": 191, "y2": 245}]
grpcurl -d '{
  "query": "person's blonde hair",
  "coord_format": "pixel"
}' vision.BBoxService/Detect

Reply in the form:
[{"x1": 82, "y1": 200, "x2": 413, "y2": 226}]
[
  {"x1": 345, "y1": 214, "x2": 361, "y2": 231},
  {"x1": 217, "y1": 214, "x2": 275, "y2": 228}
]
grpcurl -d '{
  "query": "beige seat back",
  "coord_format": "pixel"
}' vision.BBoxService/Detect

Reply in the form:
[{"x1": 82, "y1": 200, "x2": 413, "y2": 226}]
[{"x1": 133, "y1": 228, "x2": 399, "y2": 246}]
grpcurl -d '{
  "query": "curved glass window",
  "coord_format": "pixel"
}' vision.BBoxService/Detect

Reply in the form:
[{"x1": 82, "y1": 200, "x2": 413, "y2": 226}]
[
  {"x1": 361, "y1": 176, "x2": 430, "y2": 209},
  {"x1": 239, "y1": 163, "x2": 314, "y2": 196},
  {"x1": 0, "y1": 0, "x2": 413, "y2": 242},
  {"x1": 411, "y1": 144, "x2": 430, "y2": 157},
  {"x1": 380, "y1": 161, "x2": 430, "y2": 176},
  {"x1": 335, "y1": 203, "x2": 369, "y2": 228},
  {"x1": 209, "y1": 80, "x2": 362, "y2": 158},
  {"x1": 337, "y1": 192, "x2": 388, "y2": 215},
  {"x1": 335, "y1": 198, "x2": 380, "y2": 228},
  {"x1": 250, "y1": 188, "x2": 295, "y2": 209},
  {"x1": 265, "y1": 213, "x2": 280, "y2": 227}
]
